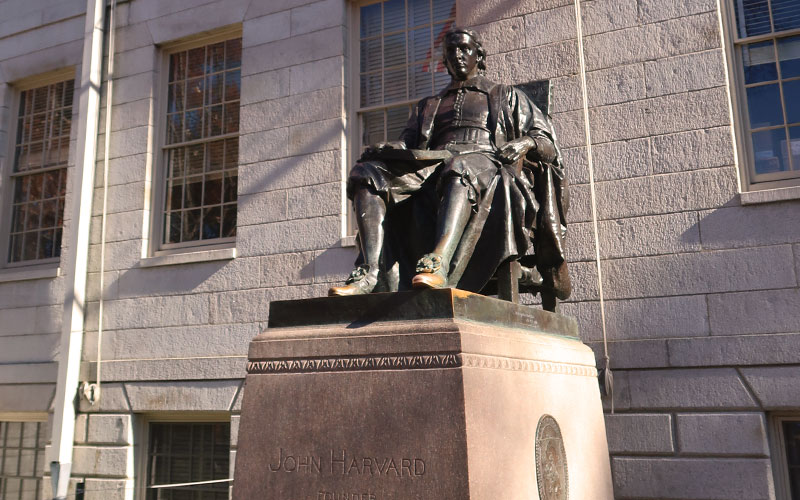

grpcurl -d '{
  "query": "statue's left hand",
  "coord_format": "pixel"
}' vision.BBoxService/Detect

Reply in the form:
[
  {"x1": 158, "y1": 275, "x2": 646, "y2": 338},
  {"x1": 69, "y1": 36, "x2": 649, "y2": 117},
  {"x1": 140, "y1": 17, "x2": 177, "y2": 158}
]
[{"x1": 497, "y1": 137, "x2": 535, "y2": 164}]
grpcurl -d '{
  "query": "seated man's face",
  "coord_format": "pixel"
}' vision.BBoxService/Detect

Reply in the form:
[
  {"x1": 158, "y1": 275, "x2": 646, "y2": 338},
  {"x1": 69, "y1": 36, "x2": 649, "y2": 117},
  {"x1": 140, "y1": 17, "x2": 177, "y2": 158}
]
[{"x1": 444, "y1": 33, "x2": 480, "y2": 81}]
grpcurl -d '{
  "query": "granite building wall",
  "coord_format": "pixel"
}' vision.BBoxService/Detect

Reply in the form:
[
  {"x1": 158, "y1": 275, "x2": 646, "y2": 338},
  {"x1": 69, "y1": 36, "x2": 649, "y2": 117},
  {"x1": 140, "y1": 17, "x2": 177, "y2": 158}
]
[{"x1": 0, "y1": 0, "x2": 796, "y2": 498}]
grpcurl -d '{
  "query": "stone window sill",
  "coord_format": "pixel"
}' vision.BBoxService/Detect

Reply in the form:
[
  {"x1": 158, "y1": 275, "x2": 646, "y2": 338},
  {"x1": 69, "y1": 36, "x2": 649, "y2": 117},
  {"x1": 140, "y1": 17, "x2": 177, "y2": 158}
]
[
  {"x1": 0, "y1": 265, "x2": 60, "y2": 283},
  {"x1": 340, "y1": 235, "x2": 357, "y2": 247},
  {"x1": 141, "y1": 247, "x2": 236, "y2": 267},
  {"x1": 741, "y1": 185, "x2": 800, "y2": 205}
]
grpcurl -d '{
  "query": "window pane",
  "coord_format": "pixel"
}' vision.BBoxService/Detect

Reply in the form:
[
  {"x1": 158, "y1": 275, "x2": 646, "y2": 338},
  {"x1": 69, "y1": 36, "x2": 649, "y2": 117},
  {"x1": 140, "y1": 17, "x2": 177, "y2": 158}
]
[
  {"x1": 360, "y1": 37, "x2": 382, "y2": 73},
  {"x1": 387, "y1": 106, "x2": 410, "y2": 141},
  {"x1": 409, "y1": 27, "x2": 431, "y2": 63},
  {"x1": 147, "y1": 423, "x2": 230, "y2": 500},
  {"x1": 384, "y1": 68, "x2": 407, "y2": 102},
  {"x1": 362, "y1": 110, "x2": 385, "y2": 147},
  {"x1": 746, "y1": 83, "x2": 784, "y2": 128},
  {"x1": 8, "y1": 79, "x2": 72, "y2": 262},
  {"x1": 409, "y1": 63, "x2": 432, "y2": 99},
  {"x1": 752, "y1": 127, "x2": 789, "y2": 173},
  {"x1": 784, "y1": 421, "x2": 800, "y2": 498},
  {"x1": 225, "y1": 38, "x2": 242, "y2": 70},
  {"x1": 383, "y1": 0, "x2": 405, "y2": 33},
  {"x1": 433, "y1": 0, "x2": 455, "y2": 21},
  {"x1": 733, "y1": 0, "x2": 771, "y2": 38},
  {"x1": 773, "y1": 0, "x2": 800, "y2": 33},
  {"x1": 778, "y1": 35, "x2": 800, "y2": 78},
  {"x1": 360, "y1": 2, "x2": 381, "y2": 38},
  {"x1": 384, "y1": 32, "x2": 407, "y2": 68},
  {"x1": 742, "y1": 41, "x2": 777, "y2": 84},
  {"x1": 789, "y1": 125, "x2": 800, "y2": 170},
  {"x1": 784, "y1": 79, "x2": 800, "y2": 124},
  {"x1": 409, "y1": 0, "x2": 430, "y2": 27}
]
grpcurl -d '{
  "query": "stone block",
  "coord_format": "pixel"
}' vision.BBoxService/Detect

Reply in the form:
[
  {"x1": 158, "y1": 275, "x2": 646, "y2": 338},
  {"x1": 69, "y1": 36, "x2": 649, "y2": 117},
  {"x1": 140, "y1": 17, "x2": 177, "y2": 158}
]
[
  {"x1": 89, "y1": 212, "x2": 143, "y2": 247},
  {"x1": 550, "y1": 74, "x2": 582, "y2": 112},
  {"x1": 0, "y1": 362, "x2": 57, "y2": 384},
  {"x1": 651, "y1": 126, "x2": 735, "y2": 174},
  {"x1": 740, "y1": 366, "x2": 800, "y2": 409},
  {"x1": 237, "y1": 215, "x2": 340, "y2": 257},
  {"x1": 557, "y1": 300, "x2": 602, "y2": 341},
  {"x1": 94, "y1": 154, "x2": 148, "y2": 187},
  {"x1": 597, "y1": 166, "x2": 737, "y2": 220},
  {"x1": 0, "y1": 336, "x2": 59, "y2": 368},
  {"x1": 245, "y1": 0, "x2": 316, "y2": 19},
  {"x1": 78, "y1": 382, "x2": 130, "y2": 413},
  {"x1": 580, "y1": 0, "x2": 638, "y2": 36},
  {"x1": 584, "y1": 13, "x2": 721, "y2": 71},
  {"x1": 603, "y1": 245, "x2": 796, "y2": 300},
  {"x1": 44, "y1": 0, "x2": 86, "y2": 25},
  {"x1": 0, "y1": 306, "x2": 38, "y2": 336},
  {"x1": 587, "y1": 339, "x2": 670, "y2": 370},
  {"x1": 604, "y1": 413, "x2": 673, "y2": 454},
  {"x1": 289, "y1": 56, "x2": 344, "y2": 95},
  {"x1": 82, "y1": 479, "x2": 132, "y2": 500},
  {"x1": 124, "y1": 380, "x2": 242, "y2": 411},
  {"x1": 72, "y1": 445, "x2": 131, "y2": 477},
  {"x1": 676, "y1": 413, "x2": 768, "y2": 456},
  {"x1": 288, "y1": 182, "x2": 341, "y2": 219},
  {"x1": 586, "y1": 63, "x2": 646, "y2": 108},
  {"x1": 74, "y1": 414, "x2": 87, "y2": 444},
  {"x1": 242, "y1": 27, "x2": 345, "y2": 76},
  {"x1": 796, "y1": 243, "x2": 800, "y2": 282},
  {"x1": 237, "y1": 190, "x2": 288, "y2": 226},
  {"x1": 0, "y1": 383, "x2": 55, "y2": 412},
  {"x1": 243, "y1": 87, "x2": 342, "y2": 132},
  {"x1": 145, "y1": 0, "x2": 249, "y2": 44},
  {"x1": 238, "y1": 128, "x2": 289, "y2": 164},
  {"x1": 626, "y1": 368, "x2": 758, "y2": 410},
  {"x1": 668, "y1": 333, "x2": 800, "y2": 367},
  {"x1": 241, "y1": 68, "x2": 291, "y2": 105},
  {"x1": 603, "y1": 294, "x2": 709, "y2": 340},
  {"x1": 112, "y1": 22, "x2": 154, "y2": 53},
  {"x1": 238, "y1": 151, "x2": 339, "y2": 194},
  {"x1": 127, "y1": 0, "x2": 218, "y2": 23},
  {"x1": 612, "y1": 457, "x2": 774, "y2": 499},
  {"x1": 472, "y1": 17, "x2": 525, "y2": 56},
  {"x1": 244, "y1": 11, "x2": 290, "y2": 46},
  {"x1": 210, "y1": 288, "x2": 270, "y2": 324},
  {"x1": 564, "y1": 259, "x2": 600, "y2": 302},
  {"x1": 314, "y1": 246, "x2": 359, "y2": 284},
  {"x1": 639, "y1": 0, "x2": 716, "y2": 23},
  {"x1": 700, "y1": 202, "x2": 800, "y2": 250},
  {"x1": 98, "y1": 98, "x2": 152, "y2": 134},
  {"x1": 288, "y1": 118, "x2": 344, "y2": 156},
  {"x1": 87, "y1": 414, "x2": 132, "y2": 445},
  {"x1": 457, "y1": 0, "x2": 572, "y2": 26},
  {"x1": 106, "y1": 45, "x2": 156, "y2": 81},
  {"x1": 261, "y1": 252, "x2": 315, "y2": 287},
  {"x1": 550, "y1": 109, "x2": 586, "y2": 149},
  {"x1": 0, "y1": 39, "x2": 83, "y2": 82},
  {"x1": 645, "y1": 49, "x2": 726, "y2": 97},
  {"x1": 87, "y1": 356, "x2": 246, "y2": 382},
  {"x1": 487, "y1": 39, "x2": 578, "y2": 83},
  {"x1": 96, "y1": 323, "x2": 258, "y2": 360},
  {"x1": 101, "y1": 125, "x2": 149, "y2": 160},
  {"x1": 0, "y1": 16, "x2": 83, "y2": 61},
  {"x1": 524, "y1": 5, "x2": 575, "y2": 47},
  {"x1": 707, "y1": 289, "x2": 800, "y2": 336},
  {"x1": 589, "y1": 137, "x2": 651, "y2": 181},
  {"x1": 560, "y1": 147, "x2": 588, "y2": 186},
  {"x1": 0, "y1": 11, "x2": 42, "y2": 40},
  {"x1": 100, "y1": 294, "x2": 210, "y2": 330},
  {"x1": 590, "y1": 87, "x2": 730, "y2": 143},
  {"x1": 84, "y1": 271, "x2": 117, "y2": 303},
  {"x1": 108, "y1": 72, "x2": 154, "y2": 107},
  {"x1": 290, "y1": 0, "x2": 345, "y2": 37}
]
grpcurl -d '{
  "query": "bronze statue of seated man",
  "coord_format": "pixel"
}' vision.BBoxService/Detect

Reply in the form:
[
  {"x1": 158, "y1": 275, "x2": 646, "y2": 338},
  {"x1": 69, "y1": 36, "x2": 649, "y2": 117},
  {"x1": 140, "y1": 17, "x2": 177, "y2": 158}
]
[{"x1": 330, "y1": 28, "x2": 570, "y2": 307}]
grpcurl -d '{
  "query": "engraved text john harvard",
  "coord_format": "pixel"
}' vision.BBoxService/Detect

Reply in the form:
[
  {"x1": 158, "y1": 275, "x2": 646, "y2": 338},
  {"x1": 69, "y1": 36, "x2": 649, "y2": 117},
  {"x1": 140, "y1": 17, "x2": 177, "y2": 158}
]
[{"x1": 268, "y1": 448, "x2": 426, "y2": 477}]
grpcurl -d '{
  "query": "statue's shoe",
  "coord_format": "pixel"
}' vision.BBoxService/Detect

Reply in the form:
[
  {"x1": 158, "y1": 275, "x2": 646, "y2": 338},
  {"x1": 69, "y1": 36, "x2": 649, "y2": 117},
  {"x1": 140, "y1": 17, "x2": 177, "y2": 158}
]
[
  {"x1": 411, "y1": 253, "x2": 447, "y2": 289},
  {"x1": 328, "y1": 265, "x2": 378, "y2": 296}
]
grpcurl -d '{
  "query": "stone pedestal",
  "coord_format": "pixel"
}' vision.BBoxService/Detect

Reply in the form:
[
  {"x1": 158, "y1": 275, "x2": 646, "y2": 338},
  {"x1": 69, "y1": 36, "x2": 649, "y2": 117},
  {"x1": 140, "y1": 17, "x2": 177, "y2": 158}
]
[{"x1": 233, "y1": 289, "x2": 613, "y2": 500}]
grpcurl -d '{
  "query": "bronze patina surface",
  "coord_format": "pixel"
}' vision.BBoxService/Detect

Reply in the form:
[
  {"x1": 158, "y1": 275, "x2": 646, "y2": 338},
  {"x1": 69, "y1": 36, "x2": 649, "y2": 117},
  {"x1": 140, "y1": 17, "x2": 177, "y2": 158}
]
[{"x1": 268, "y1": 288, "x2": 577, "y2": 338}]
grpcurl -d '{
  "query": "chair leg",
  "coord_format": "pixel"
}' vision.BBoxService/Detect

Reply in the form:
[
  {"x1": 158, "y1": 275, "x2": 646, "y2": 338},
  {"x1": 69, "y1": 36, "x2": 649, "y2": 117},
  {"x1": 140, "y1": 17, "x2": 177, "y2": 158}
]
[
  {"x1": 541, "y1": 291, "x2": 557, "y2": 312},
  {"x1": 497, "y1": 261, "x2": 520, "y2": 303}
]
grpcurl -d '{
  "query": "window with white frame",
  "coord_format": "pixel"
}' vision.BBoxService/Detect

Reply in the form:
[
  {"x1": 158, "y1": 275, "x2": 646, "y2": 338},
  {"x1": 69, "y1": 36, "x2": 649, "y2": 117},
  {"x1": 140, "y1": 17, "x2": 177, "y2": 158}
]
[
  {"x1": 354, "y1": 0, "x2": 456, "y2": 151},
  {"x1": 771, "y1": 415, "x2": 800, "y2": 499},
  {"x1": 158, "y1": 35, "x2": 241, "y2": 251},
  {"x1": 729, "y1": 0, "x2": 800, "y2": 189},
  {"x1": 4, "y1": 79, "x2": 73, "y2": 265},
  {"x1": 145, "y1": 421, "x2": 230, "y2": 499},
  {"x1": 0, "y1": 420, "x2": 47, "y2": 500}
]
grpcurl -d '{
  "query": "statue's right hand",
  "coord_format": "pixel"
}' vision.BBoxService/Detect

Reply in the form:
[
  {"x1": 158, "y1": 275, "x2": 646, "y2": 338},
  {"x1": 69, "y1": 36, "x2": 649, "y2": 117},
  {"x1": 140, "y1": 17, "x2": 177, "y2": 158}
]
[{"x1": 362, "y1": 141, "x2": 406, "y2": 159}]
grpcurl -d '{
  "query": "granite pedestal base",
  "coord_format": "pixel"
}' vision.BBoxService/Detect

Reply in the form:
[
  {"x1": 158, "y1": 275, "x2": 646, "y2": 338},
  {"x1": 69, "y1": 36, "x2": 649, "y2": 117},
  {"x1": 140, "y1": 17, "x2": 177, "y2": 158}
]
[{"x1": 233, "y1": 289, "x2": 613, "y2": 500}]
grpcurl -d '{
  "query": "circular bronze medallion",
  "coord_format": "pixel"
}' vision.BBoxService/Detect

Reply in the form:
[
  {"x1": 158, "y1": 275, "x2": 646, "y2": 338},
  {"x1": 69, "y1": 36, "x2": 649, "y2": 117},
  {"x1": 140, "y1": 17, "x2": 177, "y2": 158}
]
[{"x1": 535, "y1": 414, "x2": 568, "y2": 500}]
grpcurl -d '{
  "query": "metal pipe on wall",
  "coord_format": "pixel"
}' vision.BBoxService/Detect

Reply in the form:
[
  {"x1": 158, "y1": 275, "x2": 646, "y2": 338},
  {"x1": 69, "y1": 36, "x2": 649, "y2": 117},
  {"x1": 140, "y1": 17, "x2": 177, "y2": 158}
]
[{"x1": 50, "y1": 0, "x2": 107, "y2": 497}]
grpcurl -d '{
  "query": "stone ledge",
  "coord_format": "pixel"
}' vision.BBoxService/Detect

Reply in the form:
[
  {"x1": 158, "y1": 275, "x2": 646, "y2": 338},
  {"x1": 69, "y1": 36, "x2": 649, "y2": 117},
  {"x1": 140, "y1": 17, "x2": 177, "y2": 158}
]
[
  {"x1": 140, "y1": 247, "x2": 236, "y2": 267},
  {"x1": 740, "y1": 184, "x2": 800, "y2": 205}
]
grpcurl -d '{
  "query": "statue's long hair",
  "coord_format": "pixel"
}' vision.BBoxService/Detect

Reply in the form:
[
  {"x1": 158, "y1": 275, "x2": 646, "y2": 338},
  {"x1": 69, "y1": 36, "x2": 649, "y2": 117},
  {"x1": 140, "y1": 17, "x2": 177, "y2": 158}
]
[{"x1": 441, "y1": 28, "x2": 487, "y2": 76}]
